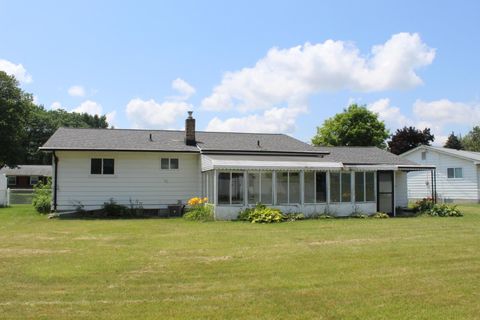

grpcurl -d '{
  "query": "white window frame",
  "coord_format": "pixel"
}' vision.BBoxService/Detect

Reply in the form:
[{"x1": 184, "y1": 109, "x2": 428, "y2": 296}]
[
  {"x1": 303, "y1": 171, "x2": 327, "y2": 204},
  {"x1": 447, "y1": 167, "x2": 463, "y2": 179},
  {"x1": 247, "y1": 171, "x2": 273, "y2": 205},
  {"x1": 217, "y1": 171, "x2": 245, "y2": 206},
  {"x1": 275, "y1": 171, "x2": 301, "y2": 205},
  {"x1": 160, "y1": 158, "x2": 179, "y2": 170},
  {"x1": 7, "y1": 176, "x2": 16, "y2": 186},
  {"x1": 90, "y1": 158, "x2": 115, "y2": 175},
  {"x1": 30, "y1": 176, "x2": 39, "y2": 186},
  {"x1": 421, "y1": 151, "x2": 427, "y2": 160},
  {"x1": 330, "y1": 171, "x2": 352, "y2": 203}
]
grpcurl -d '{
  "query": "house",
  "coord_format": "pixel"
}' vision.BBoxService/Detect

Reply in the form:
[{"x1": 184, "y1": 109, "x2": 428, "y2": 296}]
[
  {"x1": 40, "y1": 112, "x2": 433, "y2": 219},
  {"x1": 400, "y1": 145, "x2": 480, "y2": 203},
  {"x1": 0, "y1": 165, "x2": 52, "y2": 189}
]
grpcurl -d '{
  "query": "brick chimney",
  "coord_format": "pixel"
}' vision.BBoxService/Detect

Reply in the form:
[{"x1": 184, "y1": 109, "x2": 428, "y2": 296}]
[{"x1": 185, "y1": 111, "x2": 196, "y2": 146}]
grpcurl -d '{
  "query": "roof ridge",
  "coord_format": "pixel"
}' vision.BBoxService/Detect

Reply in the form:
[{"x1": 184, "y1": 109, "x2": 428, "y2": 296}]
[{"x1": 57, "y1": 127, "x2": 290, "y2": 136}]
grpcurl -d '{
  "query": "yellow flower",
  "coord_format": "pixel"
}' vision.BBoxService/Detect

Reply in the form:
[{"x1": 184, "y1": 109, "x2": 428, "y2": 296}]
[{"x1": 203, "y1": 197, "x2": 208, "y2": 203}]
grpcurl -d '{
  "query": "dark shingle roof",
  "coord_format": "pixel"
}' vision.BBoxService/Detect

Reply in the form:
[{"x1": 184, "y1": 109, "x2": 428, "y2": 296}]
[
  {"x1": 40, "y1": 128, "x2": 325, "y2": 155},
  {"x1": 0, "y1": 165, "x2": 52, "y2": 176},
  {"x1": 317, "y1": 146, "x2": 417, "y2": 165}
]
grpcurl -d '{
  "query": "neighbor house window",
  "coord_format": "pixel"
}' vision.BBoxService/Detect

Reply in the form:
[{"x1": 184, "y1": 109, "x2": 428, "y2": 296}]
[
  {"x1": 276, "y1": 171, "x2": 300, "y2": 204},
  {"x1": 304, "y1": 171, "x2": 327, "y2": 203},
  {"x1": 161, "y1": 158, "x2": 179, "y2": 170},
  {"x1": 447, "y1": 167, "x2": 463, "y2": 178},
  {"x1": 355, "y1": 172, "x2": 375, "y2": 202},
  {"x1": 217, "y1": 172, "x2": 244, "y2": 205},
  {"x1": 421, "y1": 151, "x2": 427, "y2": 160},
  {"x1": 30, "y1": 176, "x2": 39, "y2": 186},
  {"x1": 91, "y1": 158, "x2": 115, "y2": 175},
  {"x1": 330, "y1": 172, "x2": 351, "y2": 203},
  {"x1": 7, "y1": 176, "x2": 16, "y2": 186}
]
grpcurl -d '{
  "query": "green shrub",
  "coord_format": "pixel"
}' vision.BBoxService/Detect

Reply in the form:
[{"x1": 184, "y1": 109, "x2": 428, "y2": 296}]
[
  {"x1": 413, "y1": 198, "x2": 435, "y2": 213},
  {"x1": 248, "y1": 207, "x2": 283, "y2": 223},
  {"x1": 284, "y1": 212, "x2": 305, "y2": 222},
  {"x1": 183, "y1": 204, "x2": 213, "y2": 221},
  {"x1": 371, "y1": 212, "x2": 389, "y2": 219},
  {"x1": 32, "y1": 178, "x2": 52, "y2": 214},
  {"x1": 428, "y1": 204, "x2": 463, "y2": 217},
  {"x1": 102, "y1": 198, "x2": 129, "y2": 217},
  {"x1": 350, "y1": 212, "x2": 368, "y2": 219}
]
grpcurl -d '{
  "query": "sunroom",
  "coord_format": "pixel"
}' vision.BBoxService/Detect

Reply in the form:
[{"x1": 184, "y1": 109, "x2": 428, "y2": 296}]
[{"x1": 200, "y1": 154, "x2": 394, "y2": 220}]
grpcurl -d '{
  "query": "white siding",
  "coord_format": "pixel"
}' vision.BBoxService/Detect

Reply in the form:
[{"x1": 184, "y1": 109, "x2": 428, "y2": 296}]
[
  {"x1": 403, "y1": 149, "x2": 479, "y2": 202},
  {"x1": 0, "y1": 174, "x2": 7, "y2": 206},
  {"x1": 55, "y1": 151, "x2": 201, "y2": 211}
]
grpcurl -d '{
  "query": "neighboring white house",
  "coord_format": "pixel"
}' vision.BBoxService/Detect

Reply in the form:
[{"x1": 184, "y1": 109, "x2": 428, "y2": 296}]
[
  {"x1": 40, "y1": 112, "x2": 434, "y2": 219},
  {"x1": 0, "y1": 174, "x2": 8, "y2": 207},
  {"x1": 400, "y1": 145, "x2": 480, "y2": 203}
]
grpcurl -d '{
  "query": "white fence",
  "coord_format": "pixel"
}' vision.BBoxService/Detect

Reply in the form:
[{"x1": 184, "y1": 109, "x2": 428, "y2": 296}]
[{"x1": 0, "y1": 174, "x2": 8, "y2": 207}]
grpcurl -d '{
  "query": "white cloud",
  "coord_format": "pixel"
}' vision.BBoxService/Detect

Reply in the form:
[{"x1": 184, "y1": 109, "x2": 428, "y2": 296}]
[
  {"x1": 72, "y1": 100, "x2": 103, "y2": 115},
  {"x1": 206, "y1": 106, "x2": 306, "y2": 133},
  {"x1": 68, "y1": 85, "x2": 86, "y2": 97},
  {"x1": 202, "y1": 33, "x2": 435, "y2": 112},
  {"x1": 171, "y1": 78, "x2": 196, "y2": 100},
  {"x1": 368, "y1": 98, "x2": 410, "y2": 129},
  {"x1": 0, "y1": 59, "x2": 32, "y2": 84},
  {"x1": 106, "y1": 111, "x2": 117, "y2": 127},
  {"x1": 413, "y1": 99, "x2": 480, "y2": 126},
  {"x1": 125, "y1": 98, "x2": 191, "y2": 129},
  {"x1": 50, "y1": 101, "x2": 62, "y2": 110}
]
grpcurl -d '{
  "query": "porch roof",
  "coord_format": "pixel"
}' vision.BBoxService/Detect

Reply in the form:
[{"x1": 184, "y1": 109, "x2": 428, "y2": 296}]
[{"x1": 201, "y1": 154, "x2": 342, "y2": 171}]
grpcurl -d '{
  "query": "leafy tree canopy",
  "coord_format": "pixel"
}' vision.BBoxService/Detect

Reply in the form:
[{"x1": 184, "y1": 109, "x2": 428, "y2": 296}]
[
  {"x1": 443, "y1": 132, "x2": 463, "y2": 150},
  {"x1": 462, "y1": 126, "x2": 480, "y2": 152},
  {"x1": 387, "y1": 126, "x2": 434, "y2": 155},
  {"x1": 311, "y1": 104, "x2": 389, "y2": 148}
]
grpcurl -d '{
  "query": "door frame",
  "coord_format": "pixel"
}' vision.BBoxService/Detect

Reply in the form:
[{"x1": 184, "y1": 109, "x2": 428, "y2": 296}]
[{"x1": 377, "y1": 170, "x2": 395, "y2": 216}]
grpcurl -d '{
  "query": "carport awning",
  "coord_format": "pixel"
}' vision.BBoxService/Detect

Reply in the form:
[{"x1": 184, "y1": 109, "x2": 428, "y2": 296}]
[{"x1": 201, "y1": 154, "x2": 343, "y2": 171}]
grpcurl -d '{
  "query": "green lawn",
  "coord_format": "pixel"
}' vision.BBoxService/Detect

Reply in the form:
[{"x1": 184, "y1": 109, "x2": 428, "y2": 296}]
[{"x1": 1, "y1": 205, "x2": 479, "y2": 319}]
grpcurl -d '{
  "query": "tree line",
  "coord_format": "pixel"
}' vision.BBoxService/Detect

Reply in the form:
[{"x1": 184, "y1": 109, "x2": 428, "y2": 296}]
[
  {"x1": 311, "y1": 104, "x2": 480, "y2": 154},
  {"x1": 0, "y1": 71, "x2": 108, "y2": 169}
]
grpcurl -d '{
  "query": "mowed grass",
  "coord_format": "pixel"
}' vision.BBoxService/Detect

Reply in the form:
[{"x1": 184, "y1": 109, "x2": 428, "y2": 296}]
[{"x1": 0, "y1": 205, "x2": 479, "y2": 319}]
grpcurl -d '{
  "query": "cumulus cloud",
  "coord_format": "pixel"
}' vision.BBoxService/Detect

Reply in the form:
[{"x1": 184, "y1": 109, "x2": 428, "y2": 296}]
[
  {"x1": 50, "y1": 101, "x2": 62, "y2": 110},
  {"x1": 206, "y1": 106, "x2": 306, "y2": 133},
  {"x1": 72, "y1": 100, "x2": 103, "y2": 115},
  {"x1": 125, "y1": 98, "x2": 191, "y2": 129},
  {"x1": 413, "y1": 99, "x2": 480, "y2": 126},
  {"x1": 106, "y1": 111, "x2": 117, "y2": 127},
  {"x1": 0, "y1": 59, "x2": 32, "y2": 84},
  {"x1": 68, "y1": 85, "x2": 86, "y2": 97},
  {"x1": 171, "y1": 78, "x2": 196, "y2": 100},
  {"x1": 368, "y1": 98, "x2": 410, "y2": 129},
  {"x1": 202, "y1": 33, "x2": 435, "y2": 112}
]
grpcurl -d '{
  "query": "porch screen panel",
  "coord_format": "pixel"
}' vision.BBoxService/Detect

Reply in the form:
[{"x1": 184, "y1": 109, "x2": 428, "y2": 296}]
[
  {"x1": 231, "y1": 173, "x2": 244, "y2": 204},
  {"x1": 218, "y1": 173, "x2": 230, "y2": 204},
  {"x1": 248, "y1": 172, "x2": 260, "y2": 204},
  {"x1": 330, "y1": 172, "x2": 340, "y2": 202},
  {"x1": 276, "y1": 172, "x2": 288, "y2": 204},
  {"x1": 304, "y1": 171, "x2": 315, "y2": 203},
  {"x1": 261, "y1": 172, "x2": 273, "y2": 204},
  {"x1": 366, "y1": 172, "x2": 375, "y2": 201},
  {"x1": 341, "y1": 172, "x2": 351, "y2": 202},
  {"x1": 208, "y1": 171, "x2": 214, "y2": 203},
  {"x1": 355, "y1": 172, "x2": 365, "y2": 202},
  {"x1": 289, "y1": 172, "x2": 300, "y2": 203},
  {"x1": 316, "y1": 172, "x2": 327, "y2": 203}
]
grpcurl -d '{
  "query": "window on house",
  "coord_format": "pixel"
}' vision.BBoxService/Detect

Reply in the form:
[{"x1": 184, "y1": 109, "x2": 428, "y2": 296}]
[
  {"x1": 355, "y1": 172, "x2": 376, "y2": 202},
  {"x1": 91, "y1": 158, "x2": 115, "y2": 175},
  {"x1": 276, "y1": 172, "x2": 288, "y2": 204},
  {"x1": 260, "y1": 172, "x2": 273, "y2": 204},
  {"x1": 217, "y1": 172, "x2": 245, "y2": 205},
  {"x1": 161, "y1": 158, "x2": 179, "y2": 170},
  {"x1": 276, "y1": 171, "x2": 300, "y2": 204},
  {"x1": 30, "y1": 176, "x2": 39, "y2": 186},
  {"x1": 447, "y1": 167, "x2": 463, "y2": 178},
  {"x1": 304, "y1": 171, "x2": 327, "y2": 203},
  {"x1": 304, "y1": 171, "x2": 315, "y2": 203},
  {"x1": 330, "y1": 172, "x2": 351, "y2": 203},
  {"x1": 7, "y1": 176, "x2": 16, "y2": 186},
  {"x1": 421, "y1": 151, "x2": 427, "y2": 160}
]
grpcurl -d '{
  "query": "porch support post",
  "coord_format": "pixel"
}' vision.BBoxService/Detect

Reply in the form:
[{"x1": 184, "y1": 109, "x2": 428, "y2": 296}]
[
  {"x1": 213, "y1": 169, "x2": 217, "y2": 218},
  {"x1": 393, "y1": 170, "x2": 396, "y2": 217},
  {"x1": 300, "y1": 170, "x2": 305, "y2": 207},
  {"x1": 243, "y1": 170, "x2": 248, "y2": 206}
]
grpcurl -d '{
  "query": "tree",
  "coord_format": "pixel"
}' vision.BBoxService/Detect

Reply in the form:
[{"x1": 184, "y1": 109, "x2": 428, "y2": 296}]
[
  {"x1": 444, "y1": 132, "x2": 463, "y2": 150},
  {"x1": 462, "y1": 126, "x2": 480, "y2": 152},
  {"x1": 311, "y1": 104, "x2": 390, "y2": 148},
  {"x1": 0, "y1": 71, "x2": 34, "y2": 169},
  {"x1": 387, "y1": 126, "x2": 434, "y2": 155}
]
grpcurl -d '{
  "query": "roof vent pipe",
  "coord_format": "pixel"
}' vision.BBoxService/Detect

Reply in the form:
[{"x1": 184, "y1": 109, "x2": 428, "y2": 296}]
[
  {"x1": 149, "y1": 133, "x2": 153, "y2": 141},
  {"x1": 185, "y1": 111, "x2": 196, "y2": 146}
]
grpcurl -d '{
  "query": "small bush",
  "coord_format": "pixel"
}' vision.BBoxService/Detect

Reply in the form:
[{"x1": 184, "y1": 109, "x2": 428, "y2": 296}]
[
  {"x1": 413, "y1": 198, "x2": 435, "y2": 213},
  {"x1": 102, "y1": 198, "x2": 129, "y2": 217},
  {"x1": 428, "y1": 204, "x2": 463, "y2": 217},
  {"x1": 371, "y1": 212, "x2": 389, "y2": 219},
  {"x1": 183, "y1": 204, "x2": 213, "y2": 221},
  {"x1": 32, "y1": 178, "x2": 52, "y2": 214},
  {"x1": 249, "y1": 207, "x2": 283, "y2": 223},
  {"x1": 283, "y1": 212, "x2": 305, "y2": 222}
]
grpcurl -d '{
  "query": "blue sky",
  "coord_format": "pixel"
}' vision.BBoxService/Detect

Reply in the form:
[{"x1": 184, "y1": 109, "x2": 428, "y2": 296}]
[{"x1": 1, "y1": 0, "x2": 479, "y2": 144}]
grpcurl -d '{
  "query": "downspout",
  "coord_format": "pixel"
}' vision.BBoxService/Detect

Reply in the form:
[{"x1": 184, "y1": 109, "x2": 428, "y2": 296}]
[{"x1": 53, "y1": 151, "x2": 58, "y2": 212}]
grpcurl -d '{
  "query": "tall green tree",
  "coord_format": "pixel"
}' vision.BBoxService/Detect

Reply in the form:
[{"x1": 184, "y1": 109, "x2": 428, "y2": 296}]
[
  {"x1": 444, "y1": 132, "x2": 463, "y2": 150},
  {"x1": 387, "y1": 126, "x2": 434, "y2": 155},
  {"x1": 0, "y1": 71, "x2": 34, "y2": 168},
  {"x1": 311, "y1": 104, "x2": 389, "y2": 148},
  {"x1": 462, "y1": 126, "x2": 480, "y2": 152}
]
